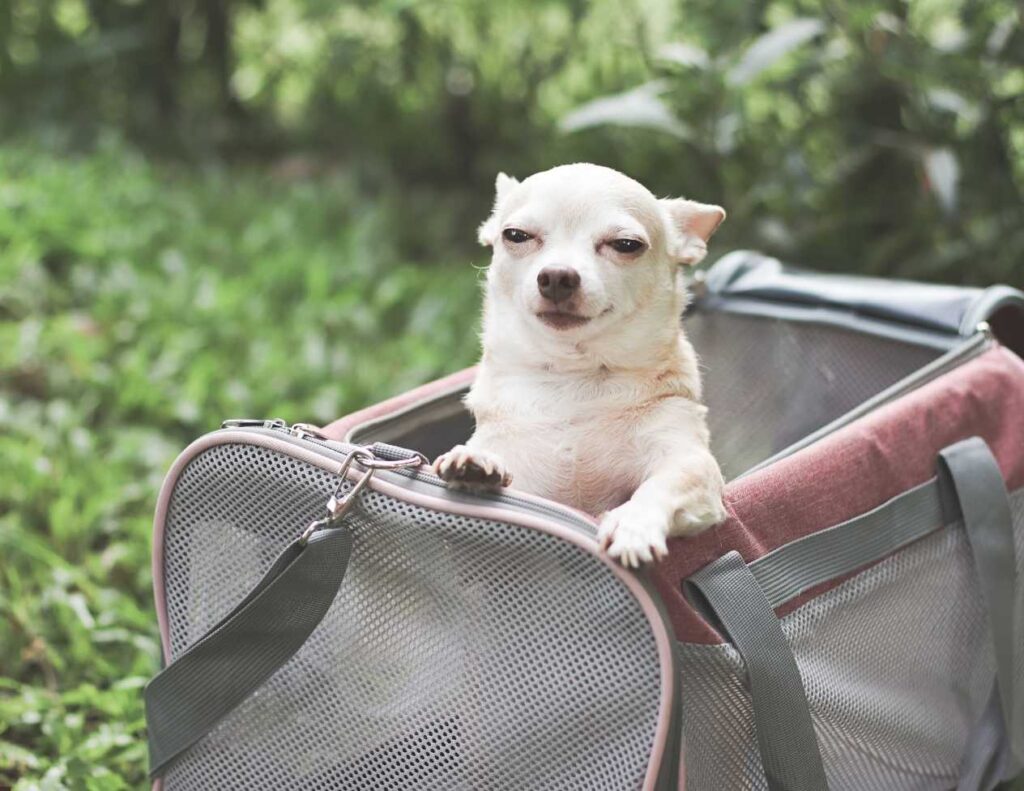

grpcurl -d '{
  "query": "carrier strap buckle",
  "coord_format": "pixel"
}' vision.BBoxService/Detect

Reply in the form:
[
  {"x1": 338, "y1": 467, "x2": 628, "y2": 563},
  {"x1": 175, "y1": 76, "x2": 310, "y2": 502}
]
[{"x1": 299, "y1": 446, "x2": 427, "y2": 544}]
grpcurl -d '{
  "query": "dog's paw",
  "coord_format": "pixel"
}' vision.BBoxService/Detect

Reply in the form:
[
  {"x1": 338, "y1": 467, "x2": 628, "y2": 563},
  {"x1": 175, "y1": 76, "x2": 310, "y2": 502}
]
[
  {"x1": 671, "y1": 491, "x2": 728, "y2": 536},
  {"x1": 598, "y1": 501, "x2": 670, "y2": 569},
  {"x1": 433, "y1": 445, "x2": 512, "y2": 489}
]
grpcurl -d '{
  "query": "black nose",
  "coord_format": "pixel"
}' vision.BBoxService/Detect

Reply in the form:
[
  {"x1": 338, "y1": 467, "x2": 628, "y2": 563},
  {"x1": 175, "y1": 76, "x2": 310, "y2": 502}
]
[{"x1": 537, "y1": 267, "x2": 581, "y2": 303}]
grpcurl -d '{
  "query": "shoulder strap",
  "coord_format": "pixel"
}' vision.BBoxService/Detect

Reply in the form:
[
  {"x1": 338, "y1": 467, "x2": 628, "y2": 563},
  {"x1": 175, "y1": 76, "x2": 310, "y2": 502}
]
[
  {"x1": 940, "y1": 438, "x2": 1021, "y2": 765},
  {"x1": 145, "y1": 526, "x2": 353, "y2": 777},
  {"x1": 685, "y1": 551, "x2": 829, "y2": 791}
]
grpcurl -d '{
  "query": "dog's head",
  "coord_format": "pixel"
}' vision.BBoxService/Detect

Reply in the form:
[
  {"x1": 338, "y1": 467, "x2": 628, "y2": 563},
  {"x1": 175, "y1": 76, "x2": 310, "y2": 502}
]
[{"x1": 477, "y1": 163, "x2": 725, "y2": 366}]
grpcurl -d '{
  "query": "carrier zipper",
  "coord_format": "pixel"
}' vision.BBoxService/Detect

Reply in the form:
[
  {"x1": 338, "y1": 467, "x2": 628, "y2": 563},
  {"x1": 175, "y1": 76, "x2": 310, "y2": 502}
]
[
  {"x1": 216, "y1": 422, "x2": 600, "y2": 537},
  {"x1": 219, "y1": 418, "x2": 329, "y2": 440},
  {"x1": 221, "y1": 418, "x2": 288, "y2": 429}
]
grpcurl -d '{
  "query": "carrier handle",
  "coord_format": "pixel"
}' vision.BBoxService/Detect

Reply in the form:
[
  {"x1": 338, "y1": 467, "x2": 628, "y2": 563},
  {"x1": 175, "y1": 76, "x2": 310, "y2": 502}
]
[
  {"x1": 684, "y1": 551, "x2": 829, "y2": 791},
  {"x1": 939, "y1": 438, "x2": 1022, "y2": 765},
  {"x1": 144, "y1": 526, "x2": 353, "y2": 778}
]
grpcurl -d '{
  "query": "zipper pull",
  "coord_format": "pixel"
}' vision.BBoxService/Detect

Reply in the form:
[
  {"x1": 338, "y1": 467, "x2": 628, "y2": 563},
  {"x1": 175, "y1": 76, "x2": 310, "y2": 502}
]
[
  {"x1": 221, "y1": 418, "x2": 288, "y2": 430},
  {"x1": 289, "y1": 423, "x2": 329, "y2": 440}
]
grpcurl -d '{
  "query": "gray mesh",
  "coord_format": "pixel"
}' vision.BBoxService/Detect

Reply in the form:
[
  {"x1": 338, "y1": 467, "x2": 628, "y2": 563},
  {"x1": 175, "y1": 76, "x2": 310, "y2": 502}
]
[
  {"x1": 679, "y1": 487, "x2": 1024, "y2": 790},
  {"x1": 684, "y1": 312, "x2": 941, "y2": 480},
  {"x1": 160, "y1": 441, "x2": 666, "y2": 790}
]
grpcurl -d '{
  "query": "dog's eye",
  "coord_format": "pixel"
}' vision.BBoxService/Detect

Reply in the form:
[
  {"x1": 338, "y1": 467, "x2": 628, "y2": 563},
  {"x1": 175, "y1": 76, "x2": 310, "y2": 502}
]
[
  {"x1": 609, "y1": 238, "x2": 645, "y2": 254},
  {"x1": 502, "y1": 228, "x2": 533, "y2": 244}
]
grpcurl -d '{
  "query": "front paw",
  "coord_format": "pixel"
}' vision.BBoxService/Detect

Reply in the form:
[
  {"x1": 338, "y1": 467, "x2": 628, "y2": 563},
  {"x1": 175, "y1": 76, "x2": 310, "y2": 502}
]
[
  {"x1": 597, "y1": 501, "x2": 670, "y2": 569},
  {"x1": 671, "y1": 490, "x2": 728, "y2": 536},
  {"x1": 433, "y1": 445, "x2": 512, "y2": 489}
]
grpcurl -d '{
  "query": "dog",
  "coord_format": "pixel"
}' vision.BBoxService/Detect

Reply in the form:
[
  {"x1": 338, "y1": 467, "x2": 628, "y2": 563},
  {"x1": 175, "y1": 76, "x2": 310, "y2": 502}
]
[{"x1": 433, "y1": 163, "x2": 727, "y2": 567}]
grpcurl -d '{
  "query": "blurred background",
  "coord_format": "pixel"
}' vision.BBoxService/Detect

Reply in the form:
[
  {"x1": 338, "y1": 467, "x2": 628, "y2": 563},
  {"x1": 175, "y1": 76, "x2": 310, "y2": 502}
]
[{"x1": 1, "y1": 0, "x2": 1022, "y2": 785}]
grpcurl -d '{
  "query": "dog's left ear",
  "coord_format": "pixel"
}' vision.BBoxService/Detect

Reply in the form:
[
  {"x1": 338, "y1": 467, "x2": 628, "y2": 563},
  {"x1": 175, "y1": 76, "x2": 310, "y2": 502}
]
[
  {"x1": 478, "y1": 172, "x2": 520, "y2": 246},
  {"x1": 661, "y1": 199, "x2": 726, "y2": 265}
]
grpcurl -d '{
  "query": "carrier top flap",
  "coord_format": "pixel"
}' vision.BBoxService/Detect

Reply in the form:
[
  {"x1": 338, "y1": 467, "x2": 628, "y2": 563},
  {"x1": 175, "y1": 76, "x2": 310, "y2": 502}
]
[
  {"x1": 653, "y1": 345, "x2": 1024, "y2": 644},
  {"x1": 700, "y1": 250, "x2": 1024, "y2": 349}
]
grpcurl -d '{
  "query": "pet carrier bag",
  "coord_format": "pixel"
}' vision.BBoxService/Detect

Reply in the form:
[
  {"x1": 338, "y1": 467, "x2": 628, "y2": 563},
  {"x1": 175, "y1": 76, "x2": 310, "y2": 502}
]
[{"x1": 146, "y1": 251, "x2": 1024, "y2": 790}]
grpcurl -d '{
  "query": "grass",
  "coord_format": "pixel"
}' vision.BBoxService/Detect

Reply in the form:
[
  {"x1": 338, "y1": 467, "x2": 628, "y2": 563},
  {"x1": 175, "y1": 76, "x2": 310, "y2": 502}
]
[{"x1": 0, "y1": 138, "x2": 482, "y2": 786}]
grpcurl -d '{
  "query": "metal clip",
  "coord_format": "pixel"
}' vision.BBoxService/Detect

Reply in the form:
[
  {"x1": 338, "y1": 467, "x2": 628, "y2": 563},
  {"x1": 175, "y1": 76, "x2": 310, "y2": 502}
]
[
  {"x1": 299, "y1": 446, "x2": 426, "y2": 544},
  {"x1": 289, "y1": 422, "x2": 329, "y2": 440},
  {"x1": 221, "y1": 418, "x2": 287, "y2": 429}
]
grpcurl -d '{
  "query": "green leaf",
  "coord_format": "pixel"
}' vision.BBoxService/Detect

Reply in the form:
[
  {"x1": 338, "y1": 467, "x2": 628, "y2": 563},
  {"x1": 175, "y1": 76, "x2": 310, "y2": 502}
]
[
  {"x1": 728, "y1": 18, "x2": 826, "y2": 86},
  {"x1": 922, "y1": 148, "x2": 960, "y2": 216},
  {"x1": 559, "y1": 81, "x2": 690, "y2": 138},
  {"x1": 0, "y1": 740, "x2": 41, "y2": 771},
  {"x1": 656, "y1": 42, "x2": 710, "y2": 69}
]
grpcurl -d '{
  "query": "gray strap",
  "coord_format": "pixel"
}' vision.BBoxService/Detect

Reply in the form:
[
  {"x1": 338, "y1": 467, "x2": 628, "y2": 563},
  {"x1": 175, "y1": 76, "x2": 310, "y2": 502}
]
[
  {"x1": 939, "y1": 437, "x2": 1021, "y2": 762},
  {"x1": 685, "y1": 551, "x2": 829, "y2": 791},
  {"x1": 145, "y1": 526, "x2": 353, "y2": 777},
  {"x1": 957, "y1": 685, "x2": 1012, "y2": 791},
  {"x1": 749, "y1": 477, "x2": 943, "y2": 608}
]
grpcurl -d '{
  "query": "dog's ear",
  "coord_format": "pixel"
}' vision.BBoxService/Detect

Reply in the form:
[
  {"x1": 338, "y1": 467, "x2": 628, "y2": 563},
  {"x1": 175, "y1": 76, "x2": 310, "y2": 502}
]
[
  {"x1": 478, "y1": 172, "x2": 520, "y2": 246},
  {"x1": 661, "y1": 198, "x2": 726, "y2": 265}
]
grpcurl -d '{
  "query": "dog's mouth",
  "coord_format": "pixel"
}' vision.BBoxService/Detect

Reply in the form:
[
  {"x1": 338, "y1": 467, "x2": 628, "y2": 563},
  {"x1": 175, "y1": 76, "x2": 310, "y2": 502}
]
[
  {"x1": 536, "y1": 311, "x2": 590, "y2": 330},
  {"x1": 535, "y1": 307, "x2": 612, "y2": 331}
]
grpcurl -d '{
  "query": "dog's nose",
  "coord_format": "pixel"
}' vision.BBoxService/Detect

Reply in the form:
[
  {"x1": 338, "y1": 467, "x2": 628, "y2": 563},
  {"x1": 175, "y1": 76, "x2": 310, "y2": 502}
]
[{"x1": 537, "y1": 268, "x2": 581, "y2": 303}]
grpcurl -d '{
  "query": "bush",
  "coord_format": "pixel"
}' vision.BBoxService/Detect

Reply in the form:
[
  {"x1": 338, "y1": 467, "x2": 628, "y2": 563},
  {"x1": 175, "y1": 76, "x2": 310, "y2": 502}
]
[
  {"x1": 558, "y1": 1, "x2": 1024, "y2": 284},
  {"x1": 0, "y1": 137, "x2": 482, "y2": 786},
  {"x1": 2, "y1": 1, "x2": 1022, "y2": 286}
]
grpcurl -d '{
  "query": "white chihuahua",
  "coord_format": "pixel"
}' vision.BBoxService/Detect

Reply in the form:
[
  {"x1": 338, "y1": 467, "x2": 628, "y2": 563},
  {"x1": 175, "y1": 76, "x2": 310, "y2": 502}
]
[{"x1": 434, "y1": 163, "x2": 727, "y2": 567}]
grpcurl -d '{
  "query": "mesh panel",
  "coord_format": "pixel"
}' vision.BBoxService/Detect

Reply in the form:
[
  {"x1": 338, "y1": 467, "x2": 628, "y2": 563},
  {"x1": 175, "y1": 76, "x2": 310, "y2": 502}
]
[
  {"x1": 686, "y1": 312, "x2": 942, "y2": 479},
  {"x1": 679, "y1": 487, "x2": 1024, "y2": 790},
  {"x1": 161, "y1": 441, "x2": 665, "y2": 790}
]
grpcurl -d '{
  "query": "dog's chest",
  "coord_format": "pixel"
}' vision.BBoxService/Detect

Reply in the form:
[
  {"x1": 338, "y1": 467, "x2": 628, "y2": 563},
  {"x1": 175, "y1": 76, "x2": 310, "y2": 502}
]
[{"x1": 490, "y1": 406, "x2": 649, "y2": 515}]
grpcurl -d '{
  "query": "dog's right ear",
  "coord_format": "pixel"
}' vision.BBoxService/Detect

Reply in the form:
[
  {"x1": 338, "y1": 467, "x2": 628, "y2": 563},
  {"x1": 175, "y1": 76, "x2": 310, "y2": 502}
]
[
  {"x1": 478, "y1": 172, "x2": 520, "y2": 246},
  {"x1": 661, "y1": 198, "x2": 726, "y2": 265}
]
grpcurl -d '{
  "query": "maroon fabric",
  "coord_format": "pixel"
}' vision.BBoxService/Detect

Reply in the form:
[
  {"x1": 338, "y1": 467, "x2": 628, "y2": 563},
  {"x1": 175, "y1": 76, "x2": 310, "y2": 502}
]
[
  {"x1": 653, "y1": 347, "x2": 1024, "y2": 644},
  {"x1": 320, "y1": 366, "x2": 477, "y2": 441}
]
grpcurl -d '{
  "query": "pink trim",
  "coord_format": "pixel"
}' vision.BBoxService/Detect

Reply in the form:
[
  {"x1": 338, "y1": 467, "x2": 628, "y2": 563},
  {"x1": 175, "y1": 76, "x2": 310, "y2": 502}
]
[
  {"x1": 677, "y1": 739, "x2": 686, "y2": 791},
  {"x1": 151, "y1": 430, "x2": 672, "y2": 789},
  {"x1": 492, "y1": 483, "x2": 599, "y2": 525},
  {"x1": 319, "y1": 366, "x2": 477, "y2": 441}
]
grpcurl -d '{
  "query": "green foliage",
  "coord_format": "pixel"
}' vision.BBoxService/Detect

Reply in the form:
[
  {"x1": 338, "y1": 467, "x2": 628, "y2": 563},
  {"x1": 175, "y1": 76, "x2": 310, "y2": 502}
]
[
  {"x1": 4, "y1": 0, "x2": 1021, "y2": 282},
  {"x1": 559, "y1": 0, "x2": 1024, "y2": 284},
  {"x1": 0, "y1": 137, "x2": 483, "y2": 786}
]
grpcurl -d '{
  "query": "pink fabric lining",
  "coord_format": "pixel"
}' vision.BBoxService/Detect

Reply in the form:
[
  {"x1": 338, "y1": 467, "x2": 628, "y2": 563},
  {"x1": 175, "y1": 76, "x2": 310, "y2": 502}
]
[
  {"x1": 654, "y1": 346, "x2": 1024, "y2": 644},
  {"x1": 319, "y1": 366, "x2": 477, "y2": 441}
]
